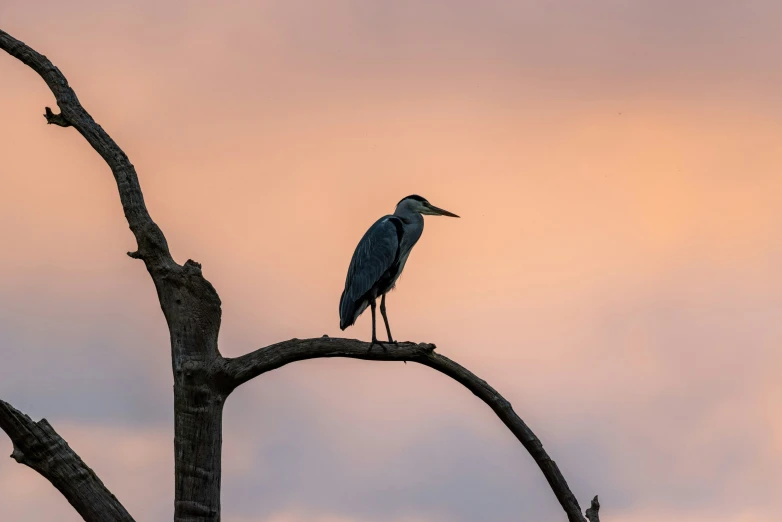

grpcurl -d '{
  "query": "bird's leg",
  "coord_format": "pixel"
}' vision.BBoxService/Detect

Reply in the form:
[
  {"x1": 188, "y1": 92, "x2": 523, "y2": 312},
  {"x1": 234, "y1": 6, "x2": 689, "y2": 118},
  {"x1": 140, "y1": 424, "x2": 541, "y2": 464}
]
[
  {"x1": 368, "y1": 298, "x2": 388, "y2": 353},
  {"x1": 369, "y1": 298, "x2": 385, "y2": 351},
  {"x1": 380, "y1": 293, "x2": 405, "y2": 364},
  {"x1": 370, "y1": 298, "x2": 378, "y2": 343},
  {"x1": 380, "y1": 293, "x2": 396, "y2": 343}
]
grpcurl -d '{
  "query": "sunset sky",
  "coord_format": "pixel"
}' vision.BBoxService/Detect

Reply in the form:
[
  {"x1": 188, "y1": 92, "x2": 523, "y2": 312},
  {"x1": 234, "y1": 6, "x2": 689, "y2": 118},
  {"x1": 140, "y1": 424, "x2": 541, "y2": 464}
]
[{"x1": 2, "y1": 1, "x2": 782, "y2": 521}]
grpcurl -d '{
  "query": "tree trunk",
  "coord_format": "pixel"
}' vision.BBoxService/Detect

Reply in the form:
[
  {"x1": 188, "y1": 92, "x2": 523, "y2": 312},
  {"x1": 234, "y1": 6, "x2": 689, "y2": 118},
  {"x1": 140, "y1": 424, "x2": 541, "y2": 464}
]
[
  {"x1": 156, "y1": 260, "x2": 226, "y2": 521},
  {"x1": 174, "y1": 383, "x2": 224, "y2": 522}
]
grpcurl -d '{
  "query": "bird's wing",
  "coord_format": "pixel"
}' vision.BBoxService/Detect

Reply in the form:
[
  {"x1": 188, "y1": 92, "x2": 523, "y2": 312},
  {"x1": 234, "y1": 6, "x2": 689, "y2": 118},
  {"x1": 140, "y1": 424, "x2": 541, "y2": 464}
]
[{"x1": 340, "y1": 216, "x2": 402, "y2": 325}]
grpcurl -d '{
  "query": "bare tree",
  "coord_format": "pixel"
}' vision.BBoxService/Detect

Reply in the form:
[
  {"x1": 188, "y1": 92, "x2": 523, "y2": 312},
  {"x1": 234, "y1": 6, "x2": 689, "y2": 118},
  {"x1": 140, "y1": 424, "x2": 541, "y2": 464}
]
[{"x1": 0, "y1": 29, "x2": 600, "y2": 522}]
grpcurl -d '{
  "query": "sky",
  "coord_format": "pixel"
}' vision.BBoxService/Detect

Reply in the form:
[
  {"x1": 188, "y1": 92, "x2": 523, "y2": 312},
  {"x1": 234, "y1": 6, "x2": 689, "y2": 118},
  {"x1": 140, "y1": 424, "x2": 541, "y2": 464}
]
[{"x1": 1, "y1": 1, "x2": 782, "y2": 520}]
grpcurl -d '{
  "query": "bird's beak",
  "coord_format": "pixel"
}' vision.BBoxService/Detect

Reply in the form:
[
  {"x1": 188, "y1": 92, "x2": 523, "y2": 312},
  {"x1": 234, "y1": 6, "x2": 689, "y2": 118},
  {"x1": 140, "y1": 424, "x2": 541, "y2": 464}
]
[{"x1": 424, "y1": 202, "x2": 460, "y2": 218}]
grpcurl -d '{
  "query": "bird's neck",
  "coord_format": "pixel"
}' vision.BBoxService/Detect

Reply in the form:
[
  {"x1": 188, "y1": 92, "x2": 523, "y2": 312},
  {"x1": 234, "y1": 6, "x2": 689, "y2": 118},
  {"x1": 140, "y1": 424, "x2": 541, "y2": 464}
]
[
  {"x1": 392, "y1": 210, "x2": 424, "y2": 253},
  {"x1": 392, "y1": 208, "x2": 423, "y2": 226}
]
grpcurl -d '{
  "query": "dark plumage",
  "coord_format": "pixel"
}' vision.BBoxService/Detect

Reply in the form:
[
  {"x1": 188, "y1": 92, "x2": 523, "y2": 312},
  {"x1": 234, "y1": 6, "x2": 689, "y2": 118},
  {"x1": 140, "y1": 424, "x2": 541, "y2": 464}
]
[{"x1": 339, "y1": 195, "x2": 459, "y2": 343}]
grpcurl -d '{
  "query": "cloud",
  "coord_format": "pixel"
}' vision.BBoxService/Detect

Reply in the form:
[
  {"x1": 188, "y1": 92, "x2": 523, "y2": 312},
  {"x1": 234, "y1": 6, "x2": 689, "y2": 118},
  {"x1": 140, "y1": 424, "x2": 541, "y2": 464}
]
[{"x1": 3, "y1": 1, "x2": 782, "y2": 521}]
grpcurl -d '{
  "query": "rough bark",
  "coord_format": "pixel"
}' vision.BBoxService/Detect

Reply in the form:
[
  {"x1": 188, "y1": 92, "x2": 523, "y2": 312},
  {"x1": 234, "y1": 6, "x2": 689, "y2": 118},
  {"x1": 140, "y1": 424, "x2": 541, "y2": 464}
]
[
  {"x1": 0, "y1": 27, "x2": 600, "y2": 522},
  {"x1": 0, "y1": 28, "x2": 225, "y2": 522},
  {"x1": 0, "y1": 401, "x2": 135, "y2": 522}
]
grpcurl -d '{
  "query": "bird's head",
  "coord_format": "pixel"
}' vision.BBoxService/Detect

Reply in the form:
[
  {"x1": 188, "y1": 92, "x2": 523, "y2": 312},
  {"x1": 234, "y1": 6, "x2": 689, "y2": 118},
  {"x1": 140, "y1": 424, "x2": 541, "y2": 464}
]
[{"x1": 395, "y1": 195, "x2": 460, "y2": 218}]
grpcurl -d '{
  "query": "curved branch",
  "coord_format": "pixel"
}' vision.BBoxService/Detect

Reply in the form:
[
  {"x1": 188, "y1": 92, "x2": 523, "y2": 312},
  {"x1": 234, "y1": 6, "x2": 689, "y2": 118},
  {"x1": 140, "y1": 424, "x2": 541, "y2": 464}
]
[
  {"x1": 0, "y1": 400, "x2": 135, "y2": 522},
  {"x1": 220, "y1": 338, "x2": 436, "y2": 387},
  {"x1": 221, "y1": 338, "x2": 598, "y2": 522},
  {"x1": 0, "y1": 29, "x2": 172, "y2": 271}
]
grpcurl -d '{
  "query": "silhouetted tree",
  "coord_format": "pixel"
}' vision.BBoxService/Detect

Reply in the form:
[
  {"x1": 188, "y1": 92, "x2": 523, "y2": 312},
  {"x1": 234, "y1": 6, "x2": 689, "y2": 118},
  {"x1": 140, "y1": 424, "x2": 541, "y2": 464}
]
[{"x1": 0, "y1": 29, "x2": 599, "y2": 522}]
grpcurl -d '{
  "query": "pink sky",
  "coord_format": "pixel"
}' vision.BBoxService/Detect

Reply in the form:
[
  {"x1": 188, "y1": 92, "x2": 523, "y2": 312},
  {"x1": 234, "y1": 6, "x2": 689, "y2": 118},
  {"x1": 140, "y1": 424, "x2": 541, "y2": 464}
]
[{"x1": 2, "y1": 1, "x2": 782, "y2": 521}]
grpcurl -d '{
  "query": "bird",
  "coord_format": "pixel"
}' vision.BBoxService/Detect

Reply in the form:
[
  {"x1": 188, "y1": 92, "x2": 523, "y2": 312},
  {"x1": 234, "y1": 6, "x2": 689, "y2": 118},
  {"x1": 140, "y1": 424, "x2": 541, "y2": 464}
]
[{"x1": 339, "y1": 195, "x2": 459, "y2": 345}]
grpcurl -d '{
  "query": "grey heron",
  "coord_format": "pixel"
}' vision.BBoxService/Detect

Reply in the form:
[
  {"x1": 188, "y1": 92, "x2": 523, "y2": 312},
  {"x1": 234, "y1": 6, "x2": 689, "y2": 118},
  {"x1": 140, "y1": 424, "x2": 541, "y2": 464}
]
[{"x1": 339, "y1": 195, "x2": 459, "y2": 345}]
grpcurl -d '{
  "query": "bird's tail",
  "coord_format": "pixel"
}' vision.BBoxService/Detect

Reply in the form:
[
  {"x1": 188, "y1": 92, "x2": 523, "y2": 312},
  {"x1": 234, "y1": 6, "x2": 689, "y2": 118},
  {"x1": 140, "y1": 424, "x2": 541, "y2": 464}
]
[
  {"x1": 339, "y1": 291, "x2": 367, "y2": 330},
  {"x1": 339, "y1": 310, "x2": 351, "y2": 331},
  {"x1": 339, "y1": 291, "x2": 352, "y2": 330}
]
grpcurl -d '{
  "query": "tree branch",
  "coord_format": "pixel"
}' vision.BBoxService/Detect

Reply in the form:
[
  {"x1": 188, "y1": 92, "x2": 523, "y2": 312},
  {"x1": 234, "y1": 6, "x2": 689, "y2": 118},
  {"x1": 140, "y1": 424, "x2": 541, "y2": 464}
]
[
  {"x1": 0, "y1": 26, "x2": 223, "y2": 356},
  {"x1": 2, "y1": 28, "x2": 225, "y2": 520},
  {"x1": 0, "y1": 400, "x2": 135, "y2": 522},
  {"x1": 222, "y1": 338, "x2": 598, "y2": 522},
  {"x1": 0, "y1": 29, "x2": 172, "y2": 272},
  {"x1": 219, "y1": 337, "x2": 436, "y2": 388}
]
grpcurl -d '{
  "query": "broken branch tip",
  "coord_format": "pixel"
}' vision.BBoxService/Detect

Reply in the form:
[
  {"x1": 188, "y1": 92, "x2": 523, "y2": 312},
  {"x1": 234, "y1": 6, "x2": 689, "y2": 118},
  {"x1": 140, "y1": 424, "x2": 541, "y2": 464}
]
[{"x1": 43, "y1": 107, "x2": 70, "y2": 127}]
